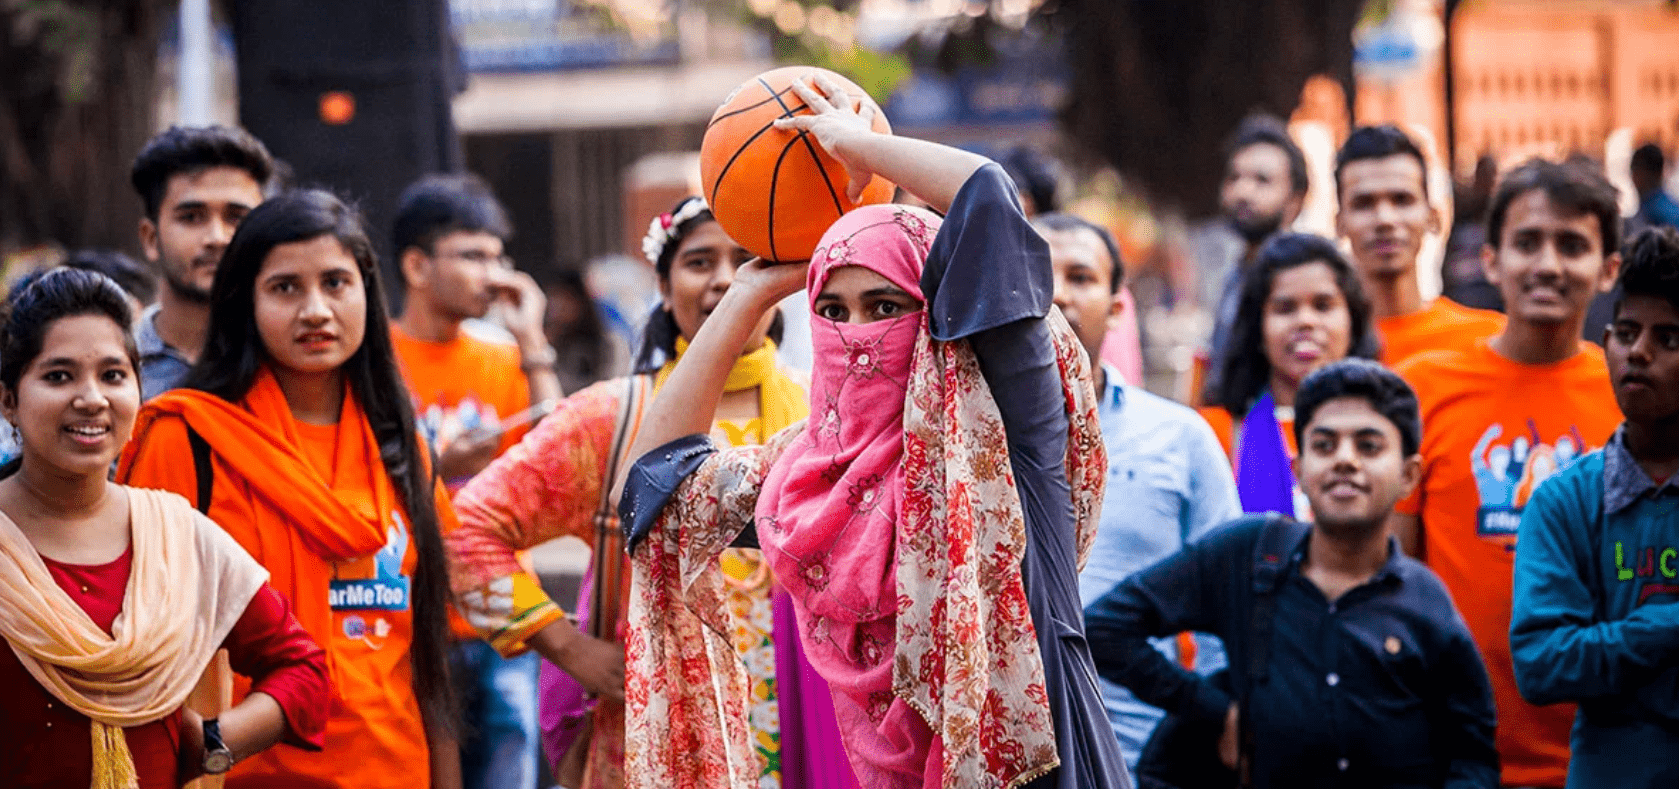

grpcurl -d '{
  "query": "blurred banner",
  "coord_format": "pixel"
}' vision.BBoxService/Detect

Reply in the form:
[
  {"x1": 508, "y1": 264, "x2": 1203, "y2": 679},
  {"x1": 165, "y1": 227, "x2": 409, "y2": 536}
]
[
  {"x1": 450, "y1": 0, "x2": 680, "y2": 73},
  {"x1": 231, "y1": 0, "x2": 464, "y2": 303}
]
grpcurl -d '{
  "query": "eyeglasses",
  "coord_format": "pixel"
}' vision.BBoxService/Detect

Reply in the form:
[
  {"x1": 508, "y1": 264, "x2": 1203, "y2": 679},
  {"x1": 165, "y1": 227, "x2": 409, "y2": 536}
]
[{"x1": 435, "y1": 248, "x2": 513, "y2": 269}]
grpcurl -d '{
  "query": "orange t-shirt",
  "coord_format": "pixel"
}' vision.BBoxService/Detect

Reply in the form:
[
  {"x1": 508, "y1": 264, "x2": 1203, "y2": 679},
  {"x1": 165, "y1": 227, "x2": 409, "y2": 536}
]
[
  {"x1": 390, "y1": 326, "x2": 532, "y2": 641},
  {"x1": 391, "y1": 325, "x2": 532, "y2": 476},
  {"x1": 1395, "y1": 338, "x2": 1621, "y2": 787},
  {"x1": 122, "y1": 411, "x2": 452, "y2": 789},
  {"x1": 1376, "y1": 298, "x2": 1505, "y2": 368},
  {"x1": 1198, "y1": 405, "x2": 1297, "y2": 463}
]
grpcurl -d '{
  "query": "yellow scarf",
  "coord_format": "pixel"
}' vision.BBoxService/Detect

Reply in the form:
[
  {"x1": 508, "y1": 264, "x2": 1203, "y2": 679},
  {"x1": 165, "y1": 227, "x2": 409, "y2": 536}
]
[
  {"x1": 655, "y1": 337, "x2": 806, "y2": 440},
  {"x1": 0, "y1": 487, "x2": 268, "y2": 789}
]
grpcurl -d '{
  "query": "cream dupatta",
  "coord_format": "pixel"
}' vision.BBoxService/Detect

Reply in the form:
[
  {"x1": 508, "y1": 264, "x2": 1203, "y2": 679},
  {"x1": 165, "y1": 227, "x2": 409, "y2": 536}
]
[{"x1": 0, "y1": 487, "x2": 268, "y2": 789}]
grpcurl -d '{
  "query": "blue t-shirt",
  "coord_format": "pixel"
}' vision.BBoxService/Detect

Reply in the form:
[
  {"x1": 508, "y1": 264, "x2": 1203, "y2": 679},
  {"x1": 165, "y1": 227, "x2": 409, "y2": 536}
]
[{"x1": 135, "y1": 305, "x2": 193, "y2": 401}]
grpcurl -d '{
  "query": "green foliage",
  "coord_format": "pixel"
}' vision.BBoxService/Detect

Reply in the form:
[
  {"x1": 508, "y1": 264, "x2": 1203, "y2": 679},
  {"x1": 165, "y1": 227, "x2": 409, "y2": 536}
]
[
  {"x1": 774, "y1": 35, "x2": 911, "y2": 101},
  {"x1": 7, "y1": 0, "x2": 103, "y2": 103},
  {"x1": 720, "y1": 0, "x2": 912, "y2": 101}
]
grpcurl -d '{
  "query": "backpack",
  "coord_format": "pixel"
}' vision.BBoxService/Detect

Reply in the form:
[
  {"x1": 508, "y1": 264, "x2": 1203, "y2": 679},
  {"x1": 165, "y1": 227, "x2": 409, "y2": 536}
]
[
  {"x1": 1135, "y1": 513, "x2": 1308, "y2": 789},
  {"x1": 187, "y1": 426, "x2": 213, "y2": 514}
]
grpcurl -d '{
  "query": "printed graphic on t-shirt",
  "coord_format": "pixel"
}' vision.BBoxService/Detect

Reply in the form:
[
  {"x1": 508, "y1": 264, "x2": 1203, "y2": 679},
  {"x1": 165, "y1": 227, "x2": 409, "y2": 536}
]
[
  {"x1": 1472, "y1": 422, "x2": 1590, "y2": 539},
  {"x1": 1614, "y1": 540, "x2": 1679, "y2": 604},
  {"x1": 332, "y1": 515, "x2": 411, "y2": 648},
  {"x1": 0, "y1": 422, "x2": 18, "y2": 468},
  {"x1": 416, "y1": 395, "x2": 501, "y2": 452}
]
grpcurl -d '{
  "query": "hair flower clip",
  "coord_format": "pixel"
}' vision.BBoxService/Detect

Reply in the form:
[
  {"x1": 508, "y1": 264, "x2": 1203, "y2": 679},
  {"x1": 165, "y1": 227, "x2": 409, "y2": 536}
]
[{"x1": 642, "y1": 197, "x2": 711, "y2": 266}]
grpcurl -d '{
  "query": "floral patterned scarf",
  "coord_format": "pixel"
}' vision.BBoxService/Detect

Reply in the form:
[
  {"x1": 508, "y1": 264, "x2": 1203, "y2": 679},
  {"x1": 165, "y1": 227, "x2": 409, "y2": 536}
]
[
  {"x1": 625, "y1": 204, "x2": 1105, "y2": 789},
  {"x1": 755, "y1": 206, "x2": 935, "y2": 785}
]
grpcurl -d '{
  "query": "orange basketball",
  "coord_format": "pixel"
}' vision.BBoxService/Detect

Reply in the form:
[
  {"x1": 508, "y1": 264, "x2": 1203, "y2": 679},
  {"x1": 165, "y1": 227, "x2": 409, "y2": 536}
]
[{"x1": 700, "y1": 66, "x2": 895, "y2": 262}]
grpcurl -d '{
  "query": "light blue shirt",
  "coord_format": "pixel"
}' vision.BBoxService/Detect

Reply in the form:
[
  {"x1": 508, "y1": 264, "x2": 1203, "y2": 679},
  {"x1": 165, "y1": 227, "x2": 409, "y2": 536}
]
[{"x1": 1079, "y1": 364, "x2": 1242, "y2": 773}]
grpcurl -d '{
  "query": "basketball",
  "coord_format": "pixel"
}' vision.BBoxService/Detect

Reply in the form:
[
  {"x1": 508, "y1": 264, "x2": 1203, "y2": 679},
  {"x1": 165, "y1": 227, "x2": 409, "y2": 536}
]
[{"x1": 700, "y1": 66, "x2": 895, "y2": 262}]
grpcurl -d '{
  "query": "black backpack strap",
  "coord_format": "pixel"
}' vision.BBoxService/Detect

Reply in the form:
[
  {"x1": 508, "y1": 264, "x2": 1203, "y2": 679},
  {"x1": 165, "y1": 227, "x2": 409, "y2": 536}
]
[
  {"x1": 186, "y1": 425, "x2": 213, "y2": 515},
  {"x1": 1247, "y1": 514, "x2": 1309, "y2": 684}
]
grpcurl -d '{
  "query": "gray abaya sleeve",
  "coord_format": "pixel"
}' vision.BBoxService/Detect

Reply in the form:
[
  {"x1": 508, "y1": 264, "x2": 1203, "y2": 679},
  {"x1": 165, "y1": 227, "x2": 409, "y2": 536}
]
[{"x1": 921, "y1": 164, "x2": 1131, "y2": 789}]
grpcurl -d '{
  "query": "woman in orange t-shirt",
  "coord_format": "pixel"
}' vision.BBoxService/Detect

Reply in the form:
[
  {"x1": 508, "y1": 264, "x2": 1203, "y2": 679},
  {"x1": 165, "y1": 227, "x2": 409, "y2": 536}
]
[
  {"x1": 119, "y1": 191, "x2": 461, "y2": 789},
  {"x1": 1199, "y1": 233, "x2": 1378, "y2": 518}
]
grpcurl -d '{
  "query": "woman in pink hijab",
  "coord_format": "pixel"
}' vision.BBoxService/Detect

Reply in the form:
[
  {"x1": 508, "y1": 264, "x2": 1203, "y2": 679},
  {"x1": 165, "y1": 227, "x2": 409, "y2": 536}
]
[{"x1": 614, "y1": 76, "x2": 1130, "y2": 789}]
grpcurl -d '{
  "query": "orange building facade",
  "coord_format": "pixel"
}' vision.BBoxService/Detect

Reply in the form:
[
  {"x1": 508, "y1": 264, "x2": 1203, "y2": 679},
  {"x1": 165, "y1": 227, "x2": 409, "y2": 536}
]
[
  {"x1": 1347, "y1": 0, "x2": 1679, "y2": 174},
  {"x1": 1451, "y1": 0, "x2": 1679, "y2": 169}
]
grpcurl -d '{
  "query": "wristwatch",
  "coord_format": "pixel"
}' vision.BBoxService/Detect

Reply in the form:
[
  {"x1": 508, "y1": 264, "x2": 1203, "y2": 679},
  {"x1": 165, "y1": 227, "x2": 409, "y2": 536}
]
[{"x1": 202, "y1": 718, "x2": 234, "y2": 775}]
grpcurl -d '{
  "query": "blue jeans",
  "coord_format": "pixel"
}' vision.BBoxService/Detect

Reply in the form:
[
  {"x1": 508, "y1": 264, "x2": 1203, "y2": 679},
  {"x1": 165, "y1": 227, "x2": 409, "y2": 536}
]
[{"x1": 452, "y1": 640, "x2": 541, "y2": 789}]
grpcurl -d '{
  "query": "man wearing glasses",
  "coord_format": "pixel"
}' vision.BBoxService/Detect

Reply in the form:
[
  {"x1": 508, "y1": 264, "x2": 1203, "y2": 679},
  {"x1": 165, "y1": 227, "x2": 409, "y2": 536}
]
[{"x1": 390, "y1": 173, "x2": 558, "y2": 789}]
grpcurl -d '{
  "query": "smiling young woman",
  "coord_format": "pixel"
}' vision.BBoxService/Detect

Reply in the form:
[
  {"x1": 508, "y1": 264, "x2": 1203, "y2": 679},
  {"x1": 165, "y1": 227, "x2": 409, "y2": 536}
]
[
  {"x1": 1198, "y1": 233, "x2": 1380, "y2": 518},
  {"x1": 117, "y1": 191, "x2": 462, "y2": 789},
  {"x1": 0, "y1": 268, "x2": 328, "y2": 787}
]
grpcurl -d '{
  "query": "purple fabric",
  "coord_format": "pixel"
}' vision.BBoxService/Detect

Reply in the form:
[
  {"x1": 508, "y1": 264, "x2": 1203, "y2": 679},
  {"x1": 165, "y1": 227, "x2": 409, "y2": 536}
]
[
  {"x1": 1234, "y1": 391, "x2": 1295, "y2": 516},
  {"x1": 545, "y1": 570, "x2": 861, "y2": 787},
  {"x1": 774, "y1": 586, "x2": 862, "y2": 789},
  {"x1": 539, "y1": 570, "x2": 596, "y2": 769}
]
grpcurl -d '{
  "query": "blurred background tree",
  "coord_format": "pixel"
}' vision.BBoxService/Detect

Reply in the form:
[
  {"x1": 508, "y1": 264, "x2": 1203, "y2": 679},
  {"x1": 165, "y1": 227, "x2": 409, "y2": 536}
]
[
  {"x1": 1051, "y1": 0, "x2": 1365, "y2": 213},
  {"x1": 0, "y1": 0, "x2": 165, "y2": 253}
]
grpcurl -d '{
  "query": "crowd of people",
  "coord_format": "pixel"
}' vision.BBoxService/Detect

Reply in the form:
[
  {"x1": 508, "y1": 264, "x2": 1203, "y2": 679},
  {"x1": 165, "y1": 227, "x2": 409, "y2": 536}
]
[{"x1": 1, "y1": 71, "x2": 1677, "y2": 789}]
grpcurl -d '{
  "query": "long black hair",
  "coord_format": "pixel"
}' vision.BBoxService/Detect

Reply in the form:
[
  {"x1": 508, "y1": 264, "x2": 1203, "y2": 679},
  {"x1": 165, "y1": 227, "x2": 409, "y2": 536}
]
[
  {"x1": 1214, "y1": 232, "x2": 1378, "y2": 416},
  {"x1": 632, "y1": 197, "x2": 783, "y2": 373},
  {"x1": 178, "y1": 189, "x2": 455, "y2": 731},
  {"x1": 0, "y1": 268, "x2": 139, "y2": 479}
]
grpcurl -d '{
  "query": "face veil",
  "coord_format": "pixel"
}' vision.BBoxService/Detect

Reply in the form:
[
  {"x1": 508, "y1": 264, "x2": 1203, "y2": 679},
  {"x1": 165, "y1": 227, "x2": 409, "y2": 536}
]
[{"x1": 755, "y1": 204, "x2": 944, "y2": 781}]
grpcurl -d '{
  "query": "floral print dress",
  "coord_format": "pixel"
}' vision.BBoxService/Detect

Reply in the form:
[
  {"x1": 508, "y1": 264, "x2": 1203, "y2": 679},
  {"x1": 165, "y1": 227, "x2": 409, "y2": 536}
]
[
  {"x1": 616, "y1": 166, "x2": 1130, "y2": 789},
  {"x1": 715, "y1": 417, "x2": 784, "y2": 789}
]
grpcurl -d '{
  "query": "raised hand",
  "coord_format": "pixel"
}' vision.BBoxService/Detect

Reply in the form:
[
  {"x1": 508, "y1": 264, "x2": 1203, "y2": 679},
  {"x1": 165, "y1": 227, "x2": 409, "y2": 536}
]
[
  {"x1": 776, "y1": 74, "x2": 987, "y2": 214},
  {"x1": 731, "y1": 255, "x2": 811, "y2": 297},
  {"x1": 488, "y1": 267, "x2": 549, "y2": 351},
  {"x1": 773, "y1": 75, "x2": 882, "y2": 204}
]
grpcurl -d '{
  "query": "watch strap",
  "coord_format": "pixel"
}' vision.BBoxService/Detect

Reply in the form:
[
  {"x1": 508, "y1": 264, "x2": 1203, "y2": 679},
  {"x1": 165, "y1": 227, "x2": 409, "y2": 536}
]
[{"x1": 202, "y1": 718, "x2": 234, "y2": 774}]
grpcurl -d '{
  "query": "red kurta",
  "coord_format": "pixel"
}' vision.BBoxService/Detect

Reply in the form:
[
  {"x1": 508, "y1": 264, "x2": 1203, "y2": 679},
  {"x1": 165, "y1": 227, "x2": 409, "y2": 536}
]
[{"x1": 0, "y1": 547, "x2": 330, "y2": 788}]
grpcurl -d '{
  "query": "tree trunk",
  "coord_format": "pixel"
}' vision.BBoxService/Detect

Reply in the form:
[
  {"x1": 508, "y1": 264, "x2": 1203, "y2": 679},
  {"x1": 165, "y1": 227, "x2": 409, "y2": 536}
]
[
  {"x1": 1051, "y1": 0, "x2": 1364, "y2": 217},
  {"x1": 0, "y1": 1, "x2": 165, "y2": 255}
]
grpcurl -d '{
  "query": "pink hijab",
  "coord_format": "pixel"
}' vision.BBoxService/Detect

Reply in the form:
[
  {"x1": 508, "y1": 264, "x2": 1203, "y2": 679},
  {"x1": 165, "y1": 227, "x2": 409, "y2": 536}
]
[{"x1": 756, "y1": 204, "x2": 942, "y2": 787}]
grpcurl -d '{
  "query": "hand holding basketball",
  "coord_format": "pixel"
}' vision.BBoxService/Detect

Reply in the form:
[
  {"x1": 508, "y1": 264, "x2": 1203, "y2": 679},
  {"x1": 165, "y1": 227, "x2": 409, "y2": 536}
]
[
  {"x1": 700, "y1": 66, "x2": 894, "y2": 262},
  {"x1": 773, "y1": 75, "x2": 882, "y2": 204}
]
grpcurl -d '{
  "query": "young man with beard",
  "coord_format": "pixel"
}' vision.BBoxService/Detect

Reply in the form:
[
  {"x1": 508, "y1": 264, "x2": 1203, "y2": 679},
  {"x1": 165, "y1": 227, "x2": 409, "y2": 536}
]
[
  {"x1": 1391, "y1": 159, "x2": 1625, "y2": 788},
  {"x1": 1510, "y1": 226, "x2": 1679, "y2": 788},
  {"x1": 129, "y1": 125, "x2": 274, "y2": 399},
  {"x1": 389, "y1": 173, "x2": 558, "y2": 789},
  {"x1": 1085, "y1": 359, "x2": 1498, "y2": 788},
  {"x1": 1035, "y1": 212, "x2": 1241, "y2": 778},
  {"x1": 1332, "y1": 125, "x2": 1504, "y2": 366},
  {"x1": 1202, "y1": 114, "x2": 1310, "y2": 400}
]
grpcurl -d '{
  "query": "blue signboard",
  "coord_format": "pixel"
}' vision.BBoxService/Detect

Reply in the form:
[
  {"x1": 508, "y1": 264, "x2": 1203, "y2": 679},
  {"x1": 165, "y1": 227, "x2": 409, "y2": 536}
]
[
  {"x1": 449, "y1": 0, "x2": 680, "y2": 73},
  {"x1": 885, "y1": 32, "x2": 1069, "y2": 129}
]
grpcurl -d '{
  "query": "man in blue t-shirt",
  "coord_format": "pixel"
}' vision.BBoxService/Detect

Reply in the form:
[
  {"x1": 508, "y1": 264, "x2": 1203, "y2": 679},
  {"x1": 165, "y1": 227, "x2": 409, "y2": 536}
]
[
  {"x1": 1510, "y1": 226, "x2": 1679, "y2": 788},
  {"x1": 1632, "y1": 144, "x2": 1679, "y2": 233},
  {"x1": 129, "y1": 125, "x2": 274, "y2": 400}
]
